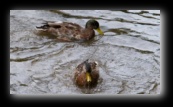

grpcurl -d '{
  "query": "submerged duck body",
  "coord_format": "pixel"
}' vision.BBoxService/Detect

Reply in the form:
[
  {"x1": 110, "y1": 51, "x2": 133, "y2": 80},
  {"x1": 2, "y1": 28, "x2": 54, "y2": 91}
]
[
  {"x1": 36, "y1": 20, "x2": 104, "y2": 42},
  {"x1": 74, "y1": 59, "x2": 99, "y2": 89}
]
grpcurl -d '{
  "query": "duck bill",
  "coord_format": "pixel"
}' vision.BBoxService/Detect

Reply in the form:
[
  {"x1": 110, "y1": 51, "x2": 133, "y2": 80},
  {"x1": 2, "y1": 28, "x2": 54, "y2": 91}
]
[
  {"x1": 96, "y1": 28, "x2": 104, "y2": 36},
  {"x1": 86, "y1": 72, "x2": 92, "y2": 82}
]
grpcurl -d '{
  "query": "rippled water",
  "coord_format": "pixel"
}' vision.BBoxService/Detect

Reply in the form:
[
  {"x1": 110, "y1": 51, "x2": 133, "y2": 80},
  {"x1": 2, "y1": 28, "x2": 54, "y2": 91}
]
[{"x1": 10, "y1": 10, "x2": 160, "y2": 94}]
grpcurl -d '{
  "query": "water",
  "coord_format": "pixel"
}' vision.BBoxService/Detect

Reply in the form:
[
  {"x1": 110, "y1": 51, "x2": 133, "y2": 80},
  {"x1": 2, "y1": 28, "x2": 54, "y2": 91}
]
[{"x1": 10, "y1": 10, "x2": 160, "y2": 94}]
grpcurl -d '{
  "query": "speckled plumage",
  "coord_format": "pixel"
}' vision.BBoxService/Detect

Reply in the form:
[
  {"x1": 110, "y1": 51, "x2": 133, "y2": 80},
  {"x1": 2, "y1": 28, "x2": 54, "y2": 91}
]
[
  {"x1": 36, "y1": 20, "x2": 104, "y2": 42},
  {"x1": 74, "y1": 59, "x2": 99, "y2": 88}
]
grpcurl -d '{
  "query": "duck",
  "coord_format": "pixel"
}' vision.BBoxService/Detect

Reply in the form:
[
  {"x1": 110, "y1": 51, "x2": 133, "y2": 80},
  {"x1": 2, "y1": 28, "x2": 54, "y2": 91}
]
[
  {"x1": 36, "y1": 19, "x2": 104, "y2": 42},
  {"x1": 74, "y1": 59, "x2": 99, "y2": 89}
]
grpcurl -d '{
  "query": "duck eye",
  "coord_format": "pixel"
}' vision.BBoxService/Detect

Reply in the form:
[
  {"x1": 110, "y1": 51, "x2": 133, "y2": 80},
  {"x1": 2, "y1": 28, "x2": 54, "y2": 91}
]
[
  {"x1": 94, "y1": 25, "x2": 98, "y2": 29},
  {"x1": 93, "y1": 22, "x2": 99, "y2": 29}
]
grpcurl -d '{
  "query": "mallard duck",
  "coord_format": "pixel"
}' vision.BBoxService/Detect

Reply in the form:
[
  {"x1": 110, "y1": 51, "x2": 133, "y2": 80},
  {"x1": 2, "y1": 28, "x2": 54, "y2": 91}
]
[
  {"x1": 74, "y1": 59, "x2": 99, "y2": 89},
  {"x1": 36, "y1": 19, "x2": 104, "y2": 42}
]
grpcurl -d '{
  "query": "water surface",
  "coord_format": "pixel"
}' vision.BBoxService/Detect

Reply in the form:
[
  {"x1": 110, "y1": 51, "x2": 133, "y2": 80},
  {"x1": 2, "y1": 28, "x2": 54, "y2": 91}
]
[{"x1": 10, "y1": 10, "x2": 160, "y2": 94}]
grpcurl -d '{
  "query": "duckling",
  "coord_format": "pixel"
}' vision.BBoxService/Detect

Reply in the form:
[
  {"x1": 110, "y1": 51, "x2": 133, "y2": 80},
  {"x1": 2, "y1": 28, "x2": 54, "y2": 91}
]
[{"x1": 36, "y1": 19, "x2": 104, "y2": 42}]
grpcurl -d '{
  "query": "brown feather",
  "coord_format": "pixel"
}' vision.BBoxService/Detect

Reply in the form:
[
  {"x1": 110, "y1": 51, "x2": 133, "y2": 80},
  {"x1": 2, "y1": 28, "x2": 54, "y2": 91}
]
[
  {"x1": 36, "y1": 21, "x2": 97, "y2": 42},
  {"x1": 74, "y1": 60, "x2": 99, "y2": 89}
]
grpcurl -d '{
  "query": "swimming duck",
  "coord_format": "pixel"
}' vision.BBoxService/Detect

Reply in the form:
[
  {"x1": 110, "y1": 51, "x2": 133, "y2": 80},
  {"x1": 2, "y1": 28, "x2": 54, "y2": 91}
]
[
  {"x1": 36, "y1": 19, "x2": 104, "y2": 42},
  {"x1": 74, "y1": 59, "x2": 99, "y2": 89}
]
